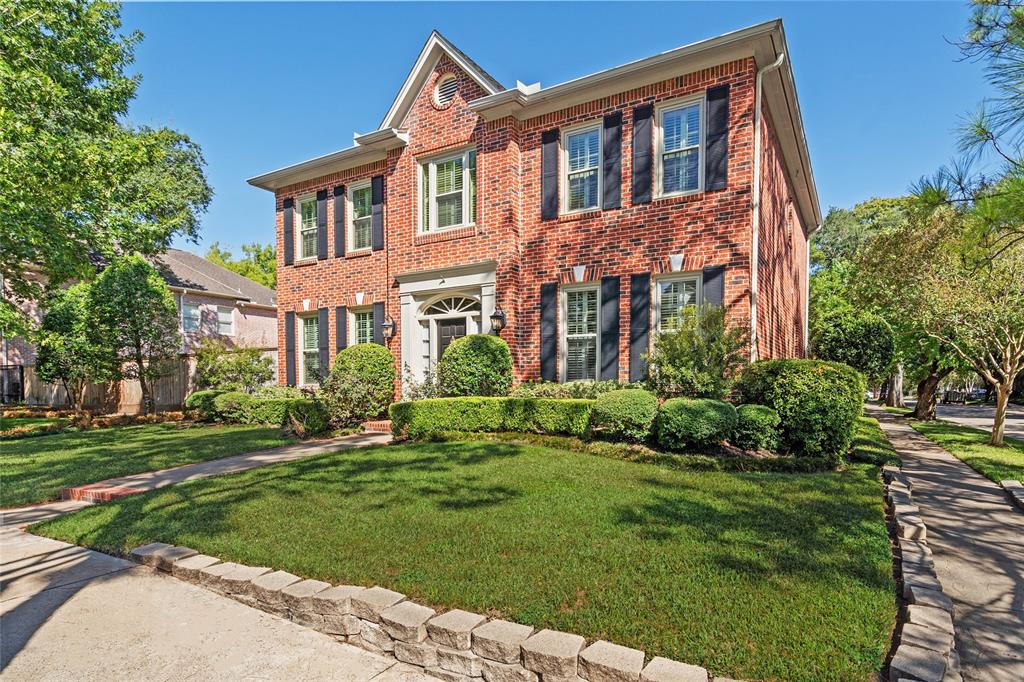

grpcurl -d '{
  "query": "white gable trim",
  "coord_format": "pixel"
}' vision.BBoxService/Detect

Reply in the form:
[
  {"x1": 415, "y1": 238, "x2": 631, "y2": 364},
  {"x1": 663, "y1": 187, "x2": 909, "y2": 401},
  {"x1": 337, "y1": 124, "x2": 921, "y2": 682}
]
[{"x1": 379, "y1": 31, "x2": 502, "y2": 130}]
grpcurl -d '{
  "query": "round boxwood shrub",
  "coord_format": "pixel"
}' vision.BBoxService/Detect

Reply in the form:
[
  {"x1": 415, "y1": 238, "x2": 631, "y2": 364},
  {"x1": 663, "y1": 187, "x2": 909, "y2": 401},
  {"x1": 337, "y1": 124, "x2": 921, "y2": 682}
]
[
  {"x1": 184, "y1": 389, "x2": 224, "y2": 421},
  {"x1": 733, "y1": 404, "x2": 781, "y2": 452},
  {"x1": 656, "y1": 398, "x2": 737, "y2": 451},
  {"x1": 590, "y1": 389, "x2": 659, "y2": 442},
  {"x1": 321, "y1": 344, "x2": 396, "y2": 426},
  {"x1": 736, "y1": 359, "x2": 866, "y2": 459},
  {"x1": 211, "y1": 391, "x2": 253, "y2": 422},
  {"x1": 437, "y1": 334, "x2": 513, "y2": 397}
]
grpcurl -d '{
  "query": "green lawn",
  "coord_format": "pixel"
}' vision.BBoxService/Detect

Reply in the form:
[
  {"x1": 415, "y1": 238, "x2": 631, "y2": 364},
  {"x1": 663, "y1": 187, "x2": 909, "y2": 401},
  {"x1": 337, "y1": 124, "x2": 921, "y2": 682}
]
[
  {"x1": 850, "y1": 416, "x2": 901, "y2": 466},
  {"x1": 34, "y1": 441, "x2": 895, "y2": 681},
  {"x1": 910, "y1": 420, "x2": 1024, "y2": 483},
  {"x1": 0, "y1": 415, "x2": 63, "y2": 431},
  {"x1": 1, "y1": 422, "x2": 293, "y2": 507}
]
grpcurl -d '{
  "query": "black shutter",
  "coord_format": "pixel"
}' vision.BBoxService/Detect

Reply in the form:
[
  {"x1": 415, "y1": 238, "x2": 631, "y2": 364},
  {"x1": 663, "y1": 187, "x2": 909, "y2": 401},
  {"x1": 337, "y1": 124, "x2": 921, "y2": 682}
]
[
  {"x1": 284, "y1": 311, "x2": 296, "y2": 386},
  {"x1": 602, "y1": 112, "x2": 622, "y2": 210},
  {"x1": 702, "y1": 265, "x2": 726, "y2": 306},
  {"x1": 600, "y1": 276, "x2": 620, "y2": 380},
  {"x1": 631, "y1": 105, "x2": 653, "y2": 205},
  {"x1": 317, "y1": 307, "x2": 329, "y2": 376},
  {"x1": 540, "y1": 129, "x2": 559, "y2": 220},
  {"x1": 282, "y1": 198, "x2": 295, "y2": 266},
  {"x1": 372, "y1": 301, "x2": 385, "y2": 344},
  {"x1": 540, "y1": 282, "x2": 558, "y2": 381},
  {"x1": 333, "y1": 186, "x2": 346, "y2": 257},
  {"x1": 336, "y1": 305, "x2": 347, "y2": 352},
  {"x1": 371, "y1": 175, "x2": 385, "y2": 251},
  {"x1": 629, "y1": 274, "x2": 650, "y2": 382},
  {"x1": 316, "y1": 190, "x2": 328, "y2": 260},
  {"x1": 705, "y1": 84, "x2": 730, "y2": 191}
]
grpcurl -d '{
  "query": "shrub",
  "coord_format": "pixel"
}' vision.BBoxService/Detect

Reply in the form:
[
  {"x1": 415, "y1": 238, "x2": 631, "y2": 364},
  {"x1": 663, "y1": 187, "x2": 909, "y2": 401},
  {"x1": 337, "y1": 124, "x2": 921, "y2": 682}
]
[
  {"x1": 239, "y1": 398, "x2": 294, "y2": 427},
  {"x1": 590, "y1": 389, "x2": 659, "y2": 442},
  {"x1": 656, "y1": 398, "x2": 737, "y2": 451},
  {"x1": 736, "y1": 359, "x2": 866, "y2": 458},
  {"x1": 321, "y1": 344, "x2": 396, "y2": 427},
  {"x1": 283, "y1": 398, "x2": 330, "y2": 438},
  {"x1": 184, "y1": 389, "x2": 224, "y2": 421},
  {"x1": 195, "y1": 338, "x2": 274, "y2": 393},
  {"x1": 646, "y1": 304, "x2": 748, "y2": 399},
  {"x1": 510, "y1": 379, "x2": 633, "y2": 399},
  {"x1": 390, "y1": 397, "x2": 593, "y2": 439},
  {"x1": 251, "y1": 385, "x2": 305, "y2": 400},
  {"x1": 211, "y1": 391, "x2": 253, "y2": 422},
  {"x1": 437, "y1": 335, "x2": 513, "y2": 397},
  {"x1": 811, "y1": 311, "x2": 895, "y2": 384},
  {"x1": 733, "y1": 404, "x2": 782, "y2": 452}
]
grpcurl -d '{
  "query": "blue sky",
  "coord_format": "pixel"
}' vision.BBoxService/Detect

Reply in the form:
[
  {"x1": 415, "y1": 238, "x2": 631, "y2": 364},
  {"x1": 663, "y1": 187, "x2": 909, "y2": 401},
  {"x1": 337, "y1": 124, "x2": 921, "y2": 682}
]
[{"x1": 118, "y1": 2, "x2": 990, "y2": 256}]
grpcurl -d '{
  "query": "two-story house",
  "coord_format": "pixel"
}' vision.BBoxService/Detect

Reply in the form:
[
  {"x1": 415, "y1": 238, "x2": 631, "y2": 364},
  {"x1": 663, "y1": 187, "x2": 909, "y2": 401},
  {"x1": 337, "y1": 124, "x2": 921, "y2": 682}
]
[{"x1": 248, "y1": 20, "x2": 819, "y2": 392}]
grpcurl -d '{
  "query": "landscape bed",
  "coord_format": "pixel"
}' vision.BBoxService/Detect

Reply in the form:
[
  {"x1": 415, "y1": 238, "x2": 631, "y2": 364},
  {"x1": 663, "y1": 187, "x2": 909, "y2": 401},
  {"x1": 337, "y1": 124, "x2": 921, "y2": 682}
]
[{"x1": 33, "y1": 440, "x2": 896, "y2": 681}]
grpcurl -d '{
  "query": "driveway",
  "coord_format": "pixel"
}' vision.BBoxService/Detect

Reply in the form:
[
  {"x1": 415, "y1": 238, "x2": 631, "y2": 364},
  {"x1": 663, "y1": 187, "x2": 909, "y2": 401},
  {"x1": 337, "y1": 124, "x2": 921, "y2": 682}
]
[
  {"x1": 933, "y1": 402, "x2": 1024, "y2": 441},
  {"x1": 0, "y1": 528, "x2": 427, "y2": 681}
]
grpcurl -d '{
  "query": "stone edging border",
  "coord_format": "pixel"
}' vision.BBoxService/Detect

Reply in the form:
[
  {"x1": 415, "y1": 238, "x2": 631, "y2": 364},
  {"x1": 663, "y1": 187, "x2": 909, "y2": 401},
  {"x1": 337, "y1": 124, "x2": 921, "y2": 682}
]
[
  {"x1": 881, "y1": 464, "x2": 961, "y2": 682},
  {"x1": 129, "y1": 542, "x2": 718, "y2": 682},
  {"x1": 999, "y1": 479, "x2": 1024, "y2": 511}
]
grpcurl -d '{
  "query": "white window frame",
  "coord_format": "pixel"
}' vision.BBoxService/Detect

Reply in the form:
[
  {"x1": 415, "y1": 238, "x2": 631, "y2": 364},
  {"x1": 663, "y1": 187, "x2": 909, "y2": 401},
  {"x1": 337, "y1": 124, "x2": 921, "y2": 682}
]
[
  {"x1": 559, "y1": 283, "x2": 601, "y2": 383},
  {"x1": 653, "y1": 273, "x2": 703, "y2": 333},
  {"x1": 347, "y1": 181, "x2": 373, "y2": 252},
  {"x1": 296, "y1": 194, "x2": 318, "y2": 260},
  {"x1": 216, "y1": 305, "x2": 234, "y2": 336},
  {"x1": 654, "y1": 95, "x2": 706, "y2": 199},
  {"x1": 418, "y1": 147, "x2": 476, "y2": 234},
  {"x1": 560, "y1": 121, "x2": 603, "y2": 215},
  {"x1": 182, "y1": 303, "x2": 201, "y2": 333},
  {"x1": 299, "y1": 314, "x2": 321, "y2": 387},
  {"x1": 349, "y1": 307, "x2": 375, "y2": 346}
]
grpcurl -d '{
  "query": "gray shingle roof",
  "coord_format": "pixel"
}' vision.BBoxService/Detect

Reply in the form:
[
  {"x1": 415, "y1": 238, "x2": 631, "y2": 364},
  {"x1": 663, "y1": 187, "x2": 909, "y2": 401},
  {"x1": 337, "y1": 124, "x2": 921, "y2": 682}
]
[{"x1": 150, "y1": 248, "x2": 276, "y2": 308}]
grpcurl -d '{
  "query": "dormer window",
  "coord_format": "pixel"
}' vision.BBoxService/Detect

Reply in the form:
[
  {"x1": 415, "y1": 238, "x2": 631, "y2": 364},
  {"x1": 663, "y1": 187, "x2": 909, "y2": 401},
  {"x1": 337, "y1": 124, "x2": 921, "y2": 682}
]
[{"x1": 420, "y1": 148, "x2": 477, "y2": 232}]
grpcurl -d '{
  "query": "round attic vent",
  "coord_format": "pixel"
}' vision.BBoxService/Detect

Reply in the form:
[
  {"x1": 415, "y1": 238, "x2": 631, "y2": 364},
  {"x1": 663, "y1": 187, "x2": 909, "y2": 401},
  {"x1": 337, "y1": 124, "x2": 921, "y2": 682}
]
[{"x1": 434, "y1": 75, "x2": 459, "y2": 106}]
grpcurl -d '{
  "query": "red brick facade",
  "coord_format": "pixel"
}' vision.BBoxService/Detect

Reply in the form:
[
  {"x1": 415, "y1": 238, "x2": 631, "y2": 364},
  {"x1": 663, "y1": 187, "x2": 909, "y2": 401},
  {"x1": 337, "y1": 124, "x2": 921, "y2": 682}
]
[{"x1": 269, "y1": 34, "x2": 812, "y2": 393}]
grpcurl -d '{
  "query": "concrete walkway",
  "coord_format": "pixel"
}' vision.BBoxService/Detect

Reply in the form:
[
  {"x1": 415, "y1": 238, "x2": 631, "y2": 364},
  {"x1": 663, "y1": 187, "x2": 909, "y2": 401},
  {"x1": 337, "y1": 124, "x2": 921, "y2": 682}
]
[
  {"x1": 869, "y1": 407, "x2": 1024, "y2": 681},
  {"x1": 0, "y1": 527, "x2": 428, "y2": 681},
  {"x1": 1, "y1": 431, "x2": 391, "y2": 528}
]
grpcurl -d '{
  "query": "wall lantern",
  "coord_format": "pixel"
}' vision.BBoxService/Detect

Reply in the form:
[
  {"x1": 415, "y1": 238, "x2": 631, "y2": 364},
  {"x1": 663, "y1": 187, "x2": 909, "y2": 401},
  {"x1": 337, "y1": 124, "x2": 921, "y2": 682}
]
[
  {"x1": 489, "y1": 306, "x2": 507, "y2": 334},
  {"x1": 381, "y1": 316, "x2": 397, "y2": 341}
]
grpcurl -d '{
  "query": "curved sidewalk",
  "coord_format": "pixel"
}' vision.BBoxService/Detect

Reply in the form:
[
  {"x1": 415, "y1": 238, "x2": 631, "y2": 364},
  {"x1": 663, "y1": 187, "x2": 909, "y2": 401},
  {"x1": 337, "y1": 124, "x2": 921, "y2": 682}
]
[{"x1": 869, "y1": 407, "x2": 1024, "y2": 681}]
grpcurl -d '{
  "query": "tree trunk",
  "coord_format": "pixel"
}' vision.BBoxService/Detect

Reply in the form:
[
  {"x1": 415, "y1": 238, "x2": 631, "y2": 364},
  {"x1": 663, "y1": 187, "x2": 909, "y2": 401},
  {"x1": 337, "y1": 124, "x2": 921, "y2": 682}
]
[
  {"x1": 136, "y1": 347, "x2": 154, "y2": 415},
  {"x1": 61, "y1": 378, "x2": 75, "y2": 410},
  {"x1": 990, "y1": 383, "x2": 1010, "y2": 446},
  {"x1": 878, "y1": 378, "x2": 889, "y2": 404},
  {"x1": 912, "y1": 363, "x2": 952, "y2": 421},
  {"x1": 890, "y1": 365, "x2": 906, "y2": 408}
]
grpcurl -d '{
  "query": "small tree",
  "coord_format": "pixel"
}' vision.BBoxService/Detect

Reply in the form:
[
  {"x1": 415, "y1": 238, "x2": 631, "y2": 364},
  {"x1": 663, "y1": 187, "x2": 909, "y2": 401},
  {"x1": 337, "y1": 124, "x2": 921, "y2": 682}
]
[
  {"x1": 194, "y1": 338, "x2": 273, "y2": 392},
  {"x1": 812, "y1": 311, "x2": 895, "y2": 385},
  {"x1": 88, "y1": 255, "x2": 182, "y2": 414},
  {"x1": 35, "y1": 283, "x2": 114, "y2": 409},
  {"x1": 646, "y1": 304, "x2": 748, "y2": 399}
]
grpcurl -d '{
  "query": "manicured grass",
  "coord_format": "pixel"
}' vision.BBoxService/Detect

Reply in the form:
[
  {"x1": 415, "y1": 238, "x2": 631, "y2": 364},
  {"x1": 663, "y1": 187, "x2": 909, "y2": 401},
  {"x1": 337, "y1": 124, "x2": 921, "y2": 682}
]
[
  {"x1": 882, "y1": 405, "x2": 912, "y2": 415},
  {"x1": 1, "y1": 422, "x2": 293, "y2": 507},
  {"x1": 0, "y1": 415, "x2": 63, "y2": 431},
  {"x1": 910, "y1": 420, "x2": 1024, "y2": 483},
  {"x1": 850, "y1": 416, "x2": 901, "y2": 466},
  {"x1": 34, "y1": 441, "x2": 895, "y2": 681}
]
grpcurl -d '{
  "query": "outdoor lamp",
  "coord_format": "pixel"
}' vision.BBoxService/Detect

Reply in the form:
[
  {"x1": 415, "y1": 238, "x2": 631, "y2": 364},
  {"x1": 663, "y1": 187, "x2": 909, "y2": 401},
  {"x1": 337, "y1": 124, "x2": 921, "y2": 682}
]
[
  {"x1": 489, "y1": 306, "x2": 507, "y2": 334},
  {"x1": 381, "y1": 316, "x2": 396, "y2": 340}
]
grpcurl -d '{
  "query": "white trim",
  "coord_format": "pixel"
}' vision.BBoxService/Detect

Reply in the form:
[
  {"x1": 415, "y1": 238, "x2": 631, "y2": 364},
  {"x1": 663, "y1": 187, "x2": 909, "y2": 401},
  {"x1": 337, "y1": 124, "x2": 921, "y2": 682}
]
[
  {"x1": 654, "y1": 95, "x2": 706, "y2": 200},
  {"x1": 297, "y1": 314, "x2": 321, "y2": 388},
  {"x1": 295, "y1": 193, "x2": 318, "y2": 262},
  {"x1": 652, "y1": 272, "x2": 703, "y2": 333},
  {"x1": 216, "y1": 305, "x2": 235, "y2": 337},
  {"x1": 559, "y1": 283, "x2": 601, "y2": 383},
  {"x1": 560, "y1": 121, "x2": 603, "y2": 215},
  {"x1": 418, "y1": 147, "x2": 477, "y2": 234},
  {"x1": 348, "y1": 181, "x2": 373, "y2": 252}
]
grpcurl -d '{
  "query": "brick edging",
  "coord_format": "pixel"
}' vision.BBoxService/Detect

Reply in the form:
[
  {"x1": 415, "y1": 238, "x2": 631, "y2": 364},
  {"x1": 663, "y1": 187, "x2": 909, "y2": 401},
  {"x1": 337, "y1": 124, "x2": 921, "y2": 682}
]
[
  {"x1": 882, "y1": 465, "x2": 962, "y2": 682},
  {"x1": 999, "y1": 479, "x2": 1024, "y2": 511},
  {"x1": 130, "y1": 542, "x2": 718, "y2": 682}
]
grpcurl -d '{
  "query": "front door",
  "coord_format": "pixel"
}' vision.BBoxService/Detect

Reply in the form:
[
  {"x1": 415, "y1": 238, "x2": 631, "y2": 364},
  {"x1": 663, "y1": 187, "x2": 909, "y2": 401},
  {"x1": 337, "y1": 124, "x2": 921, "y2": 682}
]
[{"x1": 437, "y1": 317, "x2": 467, "y2": 362}]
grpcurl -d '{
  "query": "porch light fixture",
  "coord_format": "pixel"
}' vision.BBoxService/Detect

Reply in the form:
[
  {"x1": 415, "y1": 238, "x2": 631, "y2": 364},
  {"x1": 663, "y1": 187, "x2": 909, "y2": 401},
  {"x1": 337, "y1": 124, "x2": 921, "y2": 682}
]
[
  {"x1": 489, "y1": 306, "x2": 507, "y2": 334},
  {"x1": 381, "y1": 316, "x2": 396, "y2": 341}
]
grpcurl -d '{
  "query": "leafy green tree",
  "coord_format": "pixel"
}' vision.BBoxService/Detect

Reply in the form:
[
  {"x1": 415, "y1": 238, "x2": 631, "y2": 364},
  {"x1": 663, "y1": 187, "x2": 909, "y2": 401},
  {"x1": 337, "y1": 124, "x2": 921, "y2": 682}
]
[
  {"x1": 811, "y1": 311, "x2": 896, "y2": 385},
  {"x1": 206, "y1": 242, "x2": 276, "y2": 289},
  {"x1": 35, "y1": 283, "x2": 115, "y2": 409},
  {"x1": 88, "y1": 255, "x2": 182, "y2": 414},
  {"x1": 0, "y1": 0, "x2": 212, "y2": 329},
  {"x1": 194, "y1": 338, "x2": 273, "y2": 393}
]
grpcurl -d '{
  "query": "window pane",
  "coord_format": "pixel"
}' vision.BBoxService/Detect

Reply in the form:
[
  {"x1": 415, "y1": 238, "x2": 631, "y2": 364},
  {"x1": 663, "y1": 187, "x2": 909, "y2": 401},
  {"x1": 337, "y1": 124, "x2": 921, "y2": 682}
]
[
  {"x1": 437, "y1": 193, "x2": 463, "y2": 228},
  {"x1": 302, "y1": 228, "x2": 317, "y2": 258},
  {"x1": 355, "y1": 311, "x2": 373, "y2": 344},
  {"x1": 435, "y1": 158, "x2": 463, "y2": 195},
  {"x1": 217, "y1": 307, "x2": 232, "y2": 334},
  {"x1": 568, "y1": 170, "x2": 599, "y2": 211},
  {"x1": 303, "y1": 316, "x2": 319, "y2": 351},
  {"x1": 352, "y1": 217, "x2": 372, "y2": 250},
  {"x1": 659, "y1": 279, "x2": 698, "y2": 330},
  {"x1": 301, "y1": 200, "x2": 317, "y2": 229},
  {"x1": 663, "y1": 104, "x2": 700, "y2": 153},
  {"x1": 352, "y1": 186, "x2": 372, "y2": 218},
  {"x1": 567, "y1": 129, "x2": 599, "y2": 172},
  {"x1": 566, "y1": 337, "x2": 597, "y2": 382},
  {"x1": 183, "y1": 305, "x2": 200, "y2": 332},
  {"x1": 303, "y1": 352, "x2": 320, "y2": 385},
  {"x1": 663, "y1": 148, "x2": 700, "y2": 194},
  {"x1": 566, "y1": 289, "x2": 598, "y2": 335}
]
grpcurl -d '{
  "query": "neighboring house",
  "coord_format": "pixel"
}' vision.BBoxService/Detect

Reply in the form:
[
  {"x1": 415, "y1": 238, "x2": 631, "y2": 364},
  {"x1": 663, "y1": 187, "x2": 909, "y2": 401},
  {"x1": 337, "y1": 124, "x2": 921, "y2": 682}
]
[
  {"x1": 0, "y1": 249, "x2": 278, "y2": 409},
  {"x1": 248, "y1": 20, "x2": 819, "y2": 393}
]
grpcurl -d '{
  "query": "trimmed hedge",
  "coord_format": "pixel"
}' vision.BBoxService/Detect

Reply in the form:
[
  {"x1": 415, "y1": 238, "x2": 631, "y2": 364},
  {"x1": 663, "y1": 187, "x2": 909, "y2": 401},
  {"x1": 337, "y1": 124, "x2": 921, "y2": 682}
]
[
  {"x1": 390, "y1": 397, "x2": 593, "y2": 439},
  {"x1": 590, "y1": 389, "x2": 659, "y2": 442},
  {"x1": 212, "y1": 391, "x2": 252, "y2": 422},
  {"x1": 183, "y1": 388, "x2": 329, "y2": 436},
  {"x1": 510, "y1": 380, "x2": 634, "y2": 399},
  {"x1": 184, "y1": 389, "x2": 224, "y2": 421},
  {"x1": 437, "y1": 334, "x2": 513, "y2": 397},
  {"x1": 733, "y1": 404, "x2": 782, "y2": 452},
  {"x1": 656, "y1": 398, "x2": 737, "y2": 451},
  {"x1": 736, "y1": 359, "x2": 866, "y2": 459}
]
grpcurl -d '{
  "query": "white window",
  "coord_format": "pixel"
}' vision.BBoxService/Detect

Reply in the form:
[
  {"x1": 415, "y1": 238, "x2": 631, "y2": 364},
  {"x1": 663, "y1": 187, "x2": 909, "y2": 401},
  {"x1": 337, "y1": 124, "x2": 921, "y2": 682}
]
[
  {"x1": 656, "y1": 98, "x2": 704, "y2": 197},
  {"x1": 301, "y1": 316, "x2": 320, "y2": 386},
  {"x1": 182, "y1": 303, "x2": 200, "y2": 332},
  {"x1": 655, "y1": 276, "x2": 701, "y2": 332},
  {"x1": 216, "y1": 306, "x2": 234, "y2": 335},
  {"x1": 352, "y1": 309, "x2": 374, "y2": 345},
  {"x1": 298, "y1": 196, "x2": 318, "y2": 259},
  {"x1": 563, "y1": 125, "x2": 601, "y2": 213},
  {"x1": 420, "y1": 148, "x2": 476, "y2": 232},
  {"x1": 561, "y1": 286, "x2": 600, "y2": 382},
  {"x1": 349, "y1": 183, "x2": 373, "y2": 251}
]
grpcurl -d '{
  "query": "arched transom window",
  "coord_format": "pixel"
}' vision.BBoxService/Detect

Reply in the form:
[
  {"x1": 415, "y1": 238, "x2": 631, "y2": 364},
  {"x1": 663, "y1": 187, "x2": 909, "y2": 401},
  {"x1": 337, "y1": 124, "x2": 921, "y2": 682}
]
[{"x1": 424, "y1": 296, "x2": 481, "y2": 316}]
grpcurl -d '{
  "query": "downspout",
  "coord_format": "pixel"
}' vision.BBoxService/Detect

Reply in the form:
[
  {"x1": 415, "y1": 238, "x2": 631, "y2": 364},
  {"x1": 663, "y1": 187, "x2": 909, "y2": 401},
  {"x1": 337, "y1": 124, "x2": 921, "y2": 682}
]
[{"x1": 750, "y1": 51, "x2": 786, "y2": 363}]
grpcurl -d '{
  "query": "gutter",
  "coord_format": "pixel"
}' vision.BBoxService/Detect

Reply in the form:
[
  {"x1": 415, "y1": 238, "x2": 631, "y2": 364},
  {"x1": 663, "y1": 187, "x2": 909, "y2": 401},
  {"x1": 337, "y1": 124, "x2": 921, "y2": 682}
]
[{"x1": 750, "y1": 50, "x2": 786, "y2": 363}]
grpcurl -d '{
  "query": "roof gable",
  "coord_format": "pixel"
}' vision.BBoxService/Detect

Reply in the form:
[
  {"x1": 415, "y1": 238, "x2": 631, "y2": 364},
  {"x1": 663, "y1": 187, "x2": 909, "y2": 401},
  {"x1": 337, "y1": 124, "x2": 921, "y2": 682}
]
[{"x1": 378, "y1": 31, "x2": 502, "y2": 130}]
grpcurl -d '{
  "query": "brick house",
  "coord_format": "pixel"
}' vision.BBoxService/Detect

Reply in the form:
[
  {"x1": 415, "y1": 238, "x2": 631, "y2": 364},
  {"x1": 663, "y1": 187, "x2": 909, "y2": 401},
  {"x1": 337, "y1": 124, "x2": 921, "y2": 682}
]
[{"x1": 248, "y1": 20, "x2": 819, "y2": 393}]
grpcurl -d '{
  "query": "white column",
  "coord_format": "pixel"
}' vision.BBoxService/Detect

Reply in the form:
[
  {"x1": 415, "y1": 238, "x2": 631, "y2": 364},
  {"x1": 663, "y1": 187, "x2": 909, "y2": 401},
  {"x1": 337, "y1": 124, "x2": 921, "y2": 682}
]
[{"x1": 481, "y1": 283, "x2": 496, "y2": 334}]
